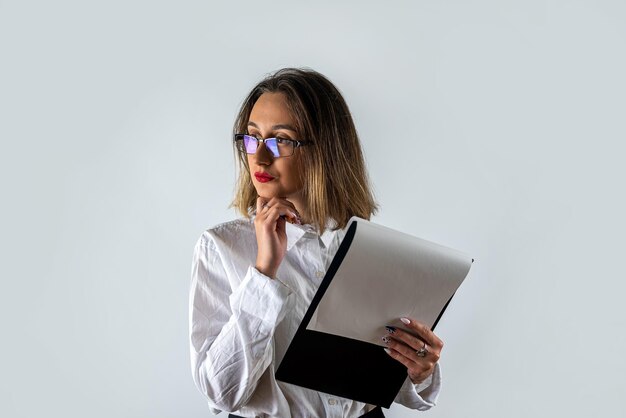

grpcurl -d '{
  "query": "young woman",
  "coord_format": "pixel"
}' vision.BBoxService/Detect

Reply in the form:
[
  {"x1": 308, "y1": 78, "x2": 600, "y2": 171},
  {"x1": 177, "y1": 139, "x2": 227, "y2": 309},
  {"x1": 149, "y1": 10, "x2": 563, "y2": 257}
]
[{"x1": 189, "y1": 68, "x2": 444, "y2": 417}]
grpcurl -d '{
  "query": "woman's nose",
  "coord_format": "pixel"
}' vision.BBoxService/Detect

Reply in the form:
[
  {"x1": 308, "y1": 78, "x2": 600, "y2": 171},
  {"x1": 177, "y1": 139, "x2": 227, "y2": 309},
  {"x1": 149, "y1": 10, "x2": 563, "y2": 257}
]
[{"x1": 252, "y1": 142, "x2": 273, "y2": 165}]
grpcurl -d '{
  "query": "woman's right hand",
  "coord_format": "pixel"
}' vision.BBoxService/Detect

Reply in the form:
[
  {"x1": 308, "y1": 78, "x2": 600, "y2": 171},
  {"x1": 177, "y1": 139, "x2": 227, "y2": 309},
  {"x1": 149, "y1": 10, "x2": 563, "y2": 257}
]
[{"x1": 254, "y1": 196, "x2": 301, "y2": 279}]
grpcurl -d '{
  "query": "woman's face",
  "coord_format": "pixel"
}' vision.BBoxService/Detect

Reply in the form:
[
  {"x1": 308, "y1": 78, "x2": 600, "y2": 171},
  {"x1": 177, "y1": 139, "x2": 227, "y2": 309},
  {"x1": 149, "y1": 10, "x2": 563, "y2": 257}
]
[{"x1": 246, "y1": 92, "x2": 305, "y2": 205}]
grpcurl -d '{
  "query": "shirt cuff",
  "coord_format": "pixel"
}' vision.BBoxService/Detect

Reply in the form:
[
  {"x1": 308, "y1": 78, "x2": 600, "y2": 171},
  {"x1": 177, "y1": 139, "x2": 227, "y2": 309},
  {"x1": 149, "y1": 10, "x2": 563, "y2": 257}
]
[
  {"x1": 396, "y1": 362, "x2": 442, "y2": 411},
  {"x1": 228, "y1": 266, "x2": 294, "y2": 326}
]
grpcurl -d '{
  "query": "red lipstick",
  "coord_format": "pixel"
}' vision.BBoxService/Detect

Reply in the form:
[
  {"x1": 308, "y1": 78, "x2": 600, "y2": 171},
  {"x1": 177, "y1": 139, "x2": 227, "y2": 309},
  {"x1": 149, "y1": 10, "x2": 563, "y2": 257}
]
[{"x1": 254, "y1": 172, "x2": 275, "y2": 183}]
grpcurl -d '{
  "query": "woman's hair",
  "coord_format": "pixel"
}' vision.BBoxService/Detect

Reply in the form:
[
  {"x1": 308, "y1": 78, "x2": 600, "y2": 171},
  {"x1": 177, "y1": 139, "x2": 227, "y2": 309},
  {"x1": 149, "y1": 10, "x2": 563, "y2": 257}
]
[{"x1": 231, "y1": 67, "x2": 378, "y2": 233}]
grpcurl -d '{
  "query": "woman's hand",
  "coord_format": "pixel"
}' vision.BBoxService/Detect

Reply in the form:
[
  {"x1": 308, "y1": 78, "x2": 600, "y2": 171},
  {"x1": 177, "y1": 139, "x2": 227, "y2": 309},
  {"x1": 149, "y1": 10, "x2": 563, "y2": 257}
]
[
  {"x1": 383, "y1": 317, "x2": 444, "y2": 385},
  {"x1": 254, "y1": 196, "x2": 301, "y2": 279}
]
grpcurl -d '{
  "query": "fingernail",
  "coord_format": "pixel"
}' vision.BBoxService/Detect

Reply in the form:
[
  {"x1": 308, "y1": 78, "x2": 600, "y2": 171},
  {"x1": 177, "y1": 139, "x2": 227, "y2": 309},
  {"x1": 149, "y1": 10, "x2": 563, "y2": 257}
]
[
  {"x1": 290, "y1": 212, "x2": 302, "y2": 225},
  {"x1": 382, "y1": 336, "x2": 390, "y2": 343},
  {"x1": 400, "y1": 317, "x2": 411, "y2": 325},
  {"x1": 385, "y1": 326, "x2": 396, "y2": 334},
  {"x1": 384, "y1": 348, "x2": 392, "y2": 355}
]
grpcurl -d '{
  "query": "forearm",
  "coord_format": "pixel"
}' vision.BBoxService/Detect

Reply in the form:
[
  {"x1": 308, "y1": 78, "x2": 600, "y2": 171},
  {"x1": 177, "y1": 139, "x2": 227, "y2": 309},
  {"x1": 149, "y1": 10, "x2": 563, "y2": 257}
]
[{"x1": 190, "y1": 266, "x2": 293, "y2": 412}]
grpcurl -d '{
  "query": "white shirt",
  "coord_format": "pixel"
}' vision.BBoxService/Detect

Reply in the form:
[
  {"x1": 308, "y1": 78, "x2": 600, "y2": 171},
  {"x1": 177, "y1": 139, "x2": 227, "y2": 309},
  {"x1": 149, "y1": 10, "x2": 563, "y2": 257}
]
[{"x1": 189, "y1": 217, "x2": 442, "y2": 417}]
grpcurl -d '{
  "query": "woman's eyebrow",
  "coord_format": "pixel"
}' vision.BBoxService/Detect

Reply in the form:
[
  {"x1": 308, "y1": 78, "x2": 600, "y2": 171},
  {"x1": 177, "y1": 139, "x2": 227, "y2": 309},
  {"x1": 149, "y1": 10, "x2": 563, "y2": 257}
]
[{"x1": 247, "y1": 121, "x2": 297, "y2": 132}]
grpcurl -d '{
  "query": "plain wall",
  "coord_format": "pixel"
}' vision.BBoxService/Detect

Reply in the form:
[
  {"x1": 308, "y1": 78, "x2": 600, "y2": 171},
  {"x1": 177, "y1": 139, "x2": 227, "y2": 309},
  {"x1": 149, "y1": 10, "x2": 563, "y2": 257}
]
[{"x1": 1, "y1": 1, "x2": 624, "y2": 417}]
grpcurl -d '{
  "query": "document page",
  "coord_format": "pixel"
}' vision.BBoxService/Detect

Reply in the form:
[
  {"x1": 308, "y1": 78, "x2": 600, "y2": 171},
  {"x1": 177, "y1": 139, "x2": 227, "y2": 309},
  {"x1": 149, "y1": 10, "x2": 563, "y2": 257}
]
[{"x1": 306, "y1": 217, "x2": 473, "y2": 345}]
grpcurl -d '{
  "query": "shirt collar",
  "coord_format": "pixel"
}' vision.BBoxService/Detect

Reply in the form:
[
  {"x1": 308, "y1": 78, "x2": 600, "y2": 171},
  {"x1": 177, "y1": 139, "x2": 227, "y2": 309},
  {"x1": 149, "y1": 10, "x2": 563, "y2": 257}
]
[
  {"x1": 285, "y1": 220, "x2": 338, "y2": 251},
  {"x1": 250, "y1": 214, "x2": 338, "y2": 251}
]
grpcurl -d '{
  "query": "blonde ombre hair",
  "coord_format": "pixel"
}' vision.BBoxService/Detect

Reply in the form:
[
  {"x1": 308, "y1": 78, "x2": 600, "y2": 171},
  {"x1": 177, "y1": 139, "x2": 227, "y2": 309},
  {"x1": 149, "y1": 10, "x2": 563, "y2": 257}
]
[{"x1": 231, "y1": 68, "x2": 378, "y2": 234}]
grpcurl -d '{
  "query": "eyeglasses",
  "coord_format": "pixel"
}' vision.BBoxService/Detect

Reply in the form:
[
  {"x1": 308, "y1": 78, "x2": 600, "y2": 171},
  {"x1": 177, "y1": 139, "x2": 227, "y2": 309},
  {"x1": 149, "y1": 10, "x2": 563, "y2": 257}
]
[{"x1": 234, "y1": 134, "x2": 312, "y2": 158}]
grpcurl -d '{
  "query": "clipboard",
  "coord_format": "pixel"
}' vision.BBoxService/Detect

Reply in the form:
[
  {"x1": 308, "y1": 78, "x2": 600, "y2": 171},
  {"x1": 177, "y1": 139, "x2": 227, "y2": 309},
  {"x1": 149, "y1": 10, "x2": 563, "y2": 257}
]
[{"x1": 275, "y1": 217, "x2": 473, "y2": 407}]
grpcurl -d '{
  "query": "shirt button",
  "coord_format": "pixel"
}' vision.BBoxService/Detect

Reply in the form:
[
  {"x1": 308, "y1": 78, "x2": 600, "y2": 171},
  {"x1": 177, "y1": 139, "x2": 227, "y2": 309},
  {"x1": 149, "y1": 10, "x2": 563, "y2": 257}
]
[
  {"x1": 315, "y1": 271, "x2": 324, "y2": 278},
  {"x1": 328, "y1": 398, "x2": 337, "y2": 405}
]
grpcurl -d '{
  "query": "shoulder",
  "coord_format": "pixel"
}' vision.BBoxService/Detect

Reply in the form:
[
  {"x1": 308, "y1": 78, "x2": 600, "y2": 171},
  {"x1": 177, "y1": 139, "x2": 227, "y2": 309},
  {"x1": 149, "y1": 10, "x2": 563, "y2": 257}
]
[
  {"x1": 195, "y1": 217, "x2": 255, "y2": 249},
  {"x1": 192, "y1": 218, "x2": 257, "y2": 276}
]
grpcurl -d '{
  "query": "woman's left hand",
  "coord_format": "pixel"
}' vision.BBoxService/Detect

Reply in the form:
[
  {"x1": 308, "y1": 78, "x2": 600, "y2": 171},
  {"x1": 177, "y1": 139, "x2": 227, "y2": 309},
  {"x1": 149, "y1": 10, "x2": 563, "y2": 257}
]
[{"x1": 383, "y1": 317, "x2": 444, "y2": 385}]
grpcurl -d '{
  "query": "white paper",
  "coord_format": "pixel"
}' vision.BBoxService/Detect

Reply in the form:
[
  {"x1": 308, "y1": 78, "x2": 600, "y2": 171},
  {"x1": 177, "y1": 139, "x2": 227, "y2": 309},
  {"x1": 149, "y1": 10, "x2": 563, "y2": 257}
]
[{"x1": 306, "y1": 217, "x2": 473, "y2": 346}]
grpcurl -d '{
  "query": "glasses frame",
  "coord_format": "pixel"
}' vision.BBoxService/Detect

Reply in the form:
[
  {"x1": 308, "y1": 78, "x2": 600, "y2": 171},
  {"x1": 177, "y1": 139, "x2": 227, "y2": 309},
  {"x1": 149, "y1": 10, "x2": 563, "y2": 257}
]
[{"x1": 234, "y1": 133, "x2": 313, "y2": 158}]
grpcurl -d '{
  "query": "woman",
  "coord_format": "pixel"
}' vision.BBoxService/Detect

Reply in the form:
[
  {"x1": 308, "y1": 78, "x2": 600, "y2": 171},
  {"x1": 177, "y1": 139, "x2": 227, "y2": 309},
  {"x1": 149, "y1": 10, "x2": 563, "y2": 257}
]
[{"x1": 189, "y1": 68, "x2": 444, "y2": 417}]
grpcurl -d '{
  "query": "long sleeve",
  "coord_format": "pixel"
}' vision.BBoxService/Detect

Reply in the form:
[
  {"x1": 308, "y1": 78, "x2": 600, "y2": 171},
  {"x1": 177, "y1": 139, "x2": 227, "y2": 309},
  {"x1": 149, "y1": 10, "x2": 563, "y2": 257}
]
[
  {"x1": 393, "y1": 362, "x2": 442, "y2": 411},
  {"x1": 189, "y1": 233, "x2": 294, "y2": 413}
]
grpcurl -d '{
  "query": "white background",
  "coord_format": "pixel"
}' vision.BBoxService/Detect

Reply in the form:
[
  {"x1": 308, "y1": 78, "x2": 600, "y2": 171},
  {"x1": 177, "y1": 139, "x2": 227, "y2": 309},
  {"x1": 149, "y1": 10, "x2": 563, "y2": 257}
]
[{"x1": 1, "y1": 1, "x2": 624, "y2": 417}]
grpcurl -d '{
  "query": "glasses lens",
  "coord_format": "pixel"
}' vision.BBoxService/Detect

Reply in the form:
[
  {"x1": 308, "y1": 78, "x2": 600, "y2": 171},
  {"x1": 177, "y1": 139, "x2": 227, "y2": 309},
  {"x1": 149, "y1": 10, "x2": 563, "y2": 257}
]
[
  {"x1": 243, "y1": 135, "x2": 257, "y2": 154},
  {"x1": 265, "y1": 138, "x2": 280, "y2": 157}
]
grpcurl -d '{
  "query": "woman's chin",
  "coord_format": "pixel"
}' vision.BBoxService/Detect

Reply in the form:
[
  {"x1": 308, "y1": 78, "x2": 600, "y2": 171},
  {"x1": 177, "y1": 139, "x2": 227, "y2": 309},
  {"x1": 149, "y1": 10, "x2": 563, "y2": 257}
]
[
  {"x1": 254, "y1": 185, "x2": 283, "y2": 199},
  {"x1": 255, "y1": 189, "x2": 280, "y2": 199}
]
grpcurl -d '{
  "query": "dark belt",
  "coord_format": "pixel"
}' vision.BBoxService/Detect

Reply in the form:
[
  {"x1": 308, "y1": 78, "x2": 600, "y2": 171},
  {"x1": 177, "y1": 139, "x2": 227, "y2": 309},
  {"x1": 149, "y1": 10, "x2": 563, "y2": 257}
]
[{"x1": 229, "y1": 405, "x2": 384, "y2": 418}]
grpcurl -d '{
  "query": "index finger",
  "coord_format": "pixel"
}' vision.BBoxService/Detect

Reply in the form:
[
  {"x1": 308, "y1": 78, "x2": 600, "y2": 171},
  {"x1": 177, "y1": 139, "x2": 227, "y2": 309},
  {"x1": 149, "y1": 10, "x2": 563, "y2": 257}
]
[
  {"x1": 400, "y1": 317, "x2": 444, "y2": 350},
  {"x1": 256, "y1": 196, "x2": 268, "y2": 215},
  {"x1": 267, "y1": 196, "x2": 300, "y2": 216}
]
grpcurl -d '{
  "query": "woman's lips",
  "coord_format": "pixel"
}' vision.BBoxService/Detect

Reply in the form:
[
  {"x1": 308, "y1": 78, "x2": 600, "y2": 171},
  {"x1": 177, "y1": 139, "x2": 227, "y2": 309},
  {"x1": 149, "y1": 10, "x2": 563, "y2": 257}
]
[{"x1": 254, "y1": 172, "x2": 275, "y2": 183}]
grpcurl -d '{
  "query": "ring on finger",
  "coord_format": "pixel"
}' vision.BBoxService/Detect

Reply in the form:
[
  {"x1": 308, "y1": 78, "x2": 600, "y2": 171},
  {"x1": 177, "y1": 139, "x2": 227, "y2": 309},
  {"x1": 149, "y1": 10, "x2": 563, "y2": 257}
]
[{"x1": 416, "y1": 341, "x2": 429, "y2": 358}]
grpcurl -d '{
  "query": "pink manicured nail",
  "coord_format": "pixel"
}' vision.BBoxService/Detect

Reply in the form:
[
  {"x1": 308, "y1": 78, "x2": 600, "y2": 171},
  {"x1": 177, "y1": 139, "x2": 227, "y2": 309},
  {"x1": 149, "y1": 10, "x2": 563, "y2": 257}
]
[
  {"x1": 400, "y1": 317, "x2": 411, "y2": 325},
  {"x1": 384, "y1": 348, "x2": 392, "y2": 355},
  {"x1": 290, "y1": 212, "x2": 302, "y2": 225}
]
